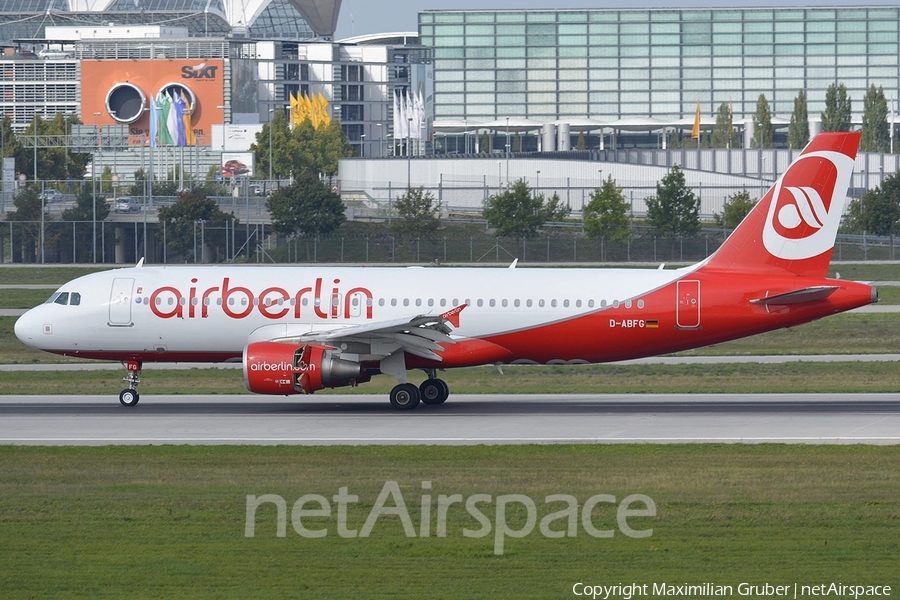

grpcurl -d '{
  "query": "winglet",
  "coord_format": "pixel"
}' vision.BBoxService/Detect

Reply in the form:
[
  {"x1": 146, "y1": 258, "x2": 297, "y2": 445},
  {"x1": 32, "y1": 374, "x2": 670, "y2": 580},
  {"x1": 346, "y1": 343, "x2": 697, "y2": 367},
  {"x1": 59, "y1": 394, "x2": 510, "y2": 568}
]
[
  {"x1": 509, "y1": 259, "x2": 518, "y2": 269},
  {"x1": 440, "y1": 303, "x2": 467, "y2": 328},
  {"x1": 136, "y1": 257, "x2": 145, "y2": 268}
]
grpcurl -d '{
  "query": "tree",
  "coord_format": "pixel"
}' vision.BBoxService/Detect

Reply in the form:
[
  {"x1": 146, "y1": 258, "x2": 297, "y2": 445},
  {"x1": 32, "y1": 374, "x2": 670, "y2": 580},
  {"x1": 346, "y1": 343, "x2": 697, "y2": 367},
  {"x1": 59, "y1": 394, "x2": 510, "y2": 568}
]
[
  {"x1": 583, "y1": 175, "x2": 630, "y2": 242},
  {"x1": 392, "y1": 187, "x2": 440, "y2": 237},
  {"x1": 576, "y1": 131, "x2": 586, "y2": 150},
  {"x1": 788, "y1": 90, "x2": 810, "y2": 149},
  {"x1": 61, "y1": 184, "x2": 111, "y2": 261},
  {"x1": 0, "y1": 115, "x2": 19, "y2": 160},
  {"x1": 844, "y1": 171, "x2": 900, "y2": 236},
  {"x1": 861, "y1": 84, "x2": 890, "y2": 153},
  {"x1": 645, "y1": 165, "x2": 700, "y2": 240},
  {"x1": 481, "y1": 131, "x2": 491, "y2": 153},
  {"x1": 266, "y1": 172, "x2": 345, "y2": 238},
  {"x1": 5, "y1": 188, "x2": 47, "y2": 262},
  {"x1": 751, "y1": 94, "x2": 775, "y2": 149},
  {"x1": 157, "y1": 188, "x2": 237, "y2": 260},
  {"x1": 822, "y1": 83, "x2": 852, "y2": 132},
  {"x1": 482, "y1": 179, "x2": 570, "y2": 239},
  {"x1": 713, "y1": 190, "x2": 757, "y2": 230},
  {"x1": 710, "y1": 103, "x2": 736, "y2": 148},
  {"x1": 251, "y1": 110, "x2": 294, "y2": 180}
]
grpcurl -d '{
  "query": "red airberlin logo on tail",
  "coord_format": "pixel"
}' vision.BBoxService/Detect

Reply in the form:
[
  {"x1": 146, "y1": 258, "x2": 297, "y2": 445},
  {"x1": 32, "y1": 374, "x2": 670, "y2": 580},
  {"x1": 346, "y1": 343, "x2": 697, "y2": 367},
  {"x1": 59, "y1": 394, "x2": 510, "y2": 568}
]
[
  {"x1": 770, "y1": 157, "x2": 837, "y2": 240},
  {"x1": 762, "y1": 150, "x2": 853, "y2": 260}
]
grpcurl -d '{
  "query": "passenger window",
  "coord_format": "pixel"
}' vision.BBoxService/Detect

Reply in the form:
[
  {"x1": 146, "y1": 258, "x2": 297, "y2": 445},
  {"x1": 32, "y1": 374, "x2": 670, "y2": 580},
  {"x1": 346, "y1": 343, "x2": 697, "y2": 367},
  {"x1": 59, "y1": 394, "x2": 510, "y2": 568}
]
[
  {"x1": 378, "y1": 298, "x2": 385, "y2": 307},
  {"x1": 563, "y1": 299, "x2": 569, "y2": 308},
  {"x1": 489, "y1": 299, "x2": 496, "y2": 307},
  {"x1": 477, "y1": 299, "x2": 483, "y2": 307},
  {"x1": 204, "y1": 298, "x2": 211, "y2": 306},
  {"x1": 526, "y1": 299, "x2": 532, "y2": 307},
  {"x1": 217, "y1": 298, "x2": 223, "y2": 306},
  {"x1": 600, "y1": 300, "x2": 607, "y2": 308},
  {"x1": 54, "y1": 292, "x2": 69, "y2": 305},
  {"x1": 551, "y1": 299, "x2": 558, "y2": 308},
  {"x1": 453, "y1": 298, "x2": 459, "y2": 306},
  {"x1": 415, "y1": 299, "x2": 422, "y2": 307},
  {"x1": 70, "y1": 292, "x2": 81, "y2": 306},
  {"x1": 588, "y1": 299, "x2": 595, "y2": 308},
  {"x1": 575, "y1": 299, "x2": 581, "y2": 308},
  {"x1": 440, "y1": 298, "x2": 446, "y2": 307},
  {"x1": 403, "y1": 299, "x2": 409, "y2": 307},
  {"x1": 514, "y1": 299, "x2": 520, "y2": 307},
  {"x1": 539, "y1": 299, "x2": 545, "y2": 307},
  {"x1": 302, "y1": 298, "x2": 309, "y2": 306},
  {"x1": 637, "y1": 299, "x2": 645, "y2": 309},
  {"x1": 625, "y1": 300, "x2": 632, "y2": 309},
  {"x1": 612, "y1": 300, "x2": 619, "y2": 308},
  {"x1": 391, "y1": 298, "x2": 397, "y2": 306}
]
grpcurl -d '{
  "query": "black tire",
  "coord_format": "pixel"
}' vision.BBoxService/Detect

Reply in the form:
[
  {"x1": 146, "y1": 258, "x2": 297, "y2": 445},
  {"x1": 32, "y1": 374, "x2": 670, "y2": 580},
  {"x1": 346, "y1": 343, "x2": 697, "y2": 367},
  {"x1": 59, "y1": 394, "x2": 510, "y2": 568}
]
[
  {"x1": 119, "y1": 389, "x2": 140, "y2": 407},
  {"x1": 389, "y1": 383, "x2": 420, "y2": 410},
  {"x1": 420, "y1": 379, "x2": 449, "y2": 405}
]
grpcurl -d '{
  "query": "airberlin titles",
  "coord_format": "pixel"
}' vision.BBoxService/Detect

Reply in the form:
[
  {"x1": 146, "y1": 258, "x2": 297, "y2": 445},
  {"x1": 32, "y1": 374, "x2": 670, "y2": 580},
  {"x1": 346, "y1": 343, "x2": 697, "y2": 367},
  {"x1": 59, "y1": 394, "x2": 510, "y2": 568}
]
[{"x1": 147, "y1": 277, "x2": 374, "y2": 321}]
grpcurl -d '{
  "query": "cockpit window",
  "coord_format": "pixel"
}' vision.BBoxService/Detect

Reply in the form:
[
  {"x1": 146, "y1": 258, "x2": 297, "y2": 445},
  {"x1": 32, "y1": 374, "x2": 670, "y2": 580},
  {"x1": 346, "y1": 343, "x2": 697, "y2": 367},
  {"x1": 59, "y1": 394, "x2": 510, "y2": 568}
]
[
  {"x1": 45, "y1": 293, "x2": 60, "y2": 304},
  {"x1": 70, "y1": 292, "x2": 81, "y2": 306},
  {"x1": 54, "y1": 292, "x2": 69, "y2": 305}
]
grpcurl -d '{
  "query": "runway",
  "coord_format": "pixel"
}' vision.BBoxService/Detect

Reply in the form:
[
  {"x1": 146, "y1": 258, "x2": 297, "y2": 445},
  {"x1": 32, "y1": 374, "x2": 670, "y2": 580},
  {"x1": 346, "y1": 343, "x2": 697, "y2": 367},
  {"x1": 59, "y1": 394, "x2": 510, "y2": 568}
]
[{"x1": 1, "y1": 393, "x2": 898, "y2": 445}]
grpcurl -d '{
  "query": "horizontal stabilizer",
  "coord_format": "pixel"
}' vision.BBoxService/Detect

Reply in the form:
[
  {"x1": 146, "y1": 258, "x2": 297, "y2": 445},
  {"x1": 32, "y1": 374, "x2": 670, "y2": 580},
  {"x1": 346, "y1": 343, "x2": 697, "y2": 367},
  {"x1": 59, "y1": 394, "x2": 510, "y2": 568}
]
[{"x1": 750, "y1": 286, "x2": 838, "y2": 306}]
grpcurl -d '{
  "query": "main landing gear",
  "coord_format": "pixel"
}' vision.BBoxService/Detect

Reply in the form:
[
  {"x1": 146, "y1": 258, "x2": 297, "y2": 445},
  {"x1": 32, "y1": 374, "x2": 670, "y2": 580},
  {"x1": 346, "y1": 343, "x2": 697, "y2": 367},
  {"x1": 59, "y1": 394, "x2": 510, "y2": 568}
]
[
  {"x1": 388, "y1": 370, "x2": 450, "y2": 410},
  {"x1": 119, "y1": 359, "x2": 142, "y2": 407}
]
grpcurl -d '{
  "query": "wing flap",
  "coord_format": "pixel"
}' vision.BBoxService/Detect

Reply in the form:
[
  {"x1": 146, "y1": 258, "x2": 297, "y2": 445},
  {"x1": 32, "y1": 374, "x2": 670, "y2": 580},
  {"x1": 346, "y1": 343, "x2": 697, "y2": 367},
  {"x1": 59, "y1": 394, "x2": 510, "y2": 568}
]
[{"x1": 750, "y1": 285, "x2": 839, "y2": 306}]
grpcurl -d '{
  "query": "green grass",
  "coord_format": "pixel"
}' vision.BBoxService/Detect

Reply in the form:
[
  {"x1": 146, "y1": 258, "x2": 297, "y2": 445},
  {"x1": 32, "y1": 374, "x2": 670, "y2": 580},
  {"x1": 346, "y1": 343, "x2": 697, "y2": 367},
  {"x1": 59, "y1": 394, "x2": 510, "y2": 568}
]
[
  {"x1": 0, "y1": 265, "x2": 116, "y2": 285},
  {"x1": 0, "y1": 288, "x2": 52, "y2": 309},
  {"x1": 5, "y1": 361, "x2": 900, "y2": 395},
  {"x1": 827, "y1": 263, "x2": 900, "y2": 281},
  {"x1": 1, "y1": 445, "x2": 898, "y2": 599}
]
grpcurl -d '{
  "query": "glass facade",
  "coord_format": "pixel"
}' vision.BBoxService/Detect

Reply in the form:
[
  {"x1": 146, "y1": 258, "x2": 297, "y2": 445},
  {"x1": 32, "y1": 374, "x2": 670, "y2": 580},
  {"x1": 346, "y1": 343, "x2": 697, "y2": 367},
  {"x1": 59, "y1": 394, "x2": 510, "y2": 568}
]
[{"x1": 420, "y1": 7, "x2": 900, "y2": 123}]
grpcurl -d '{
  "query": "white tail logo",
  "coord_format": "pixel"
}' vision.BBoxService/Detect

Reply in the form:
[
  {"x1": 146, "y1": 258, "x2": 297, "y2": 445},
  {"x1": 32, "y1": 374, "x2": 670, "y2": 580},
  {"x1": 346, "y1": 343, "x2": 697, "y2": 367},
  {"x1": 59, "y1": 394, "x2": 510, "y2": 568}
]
[{"x1": 762, "y1": 151, "x2": 854, "y2": 260}]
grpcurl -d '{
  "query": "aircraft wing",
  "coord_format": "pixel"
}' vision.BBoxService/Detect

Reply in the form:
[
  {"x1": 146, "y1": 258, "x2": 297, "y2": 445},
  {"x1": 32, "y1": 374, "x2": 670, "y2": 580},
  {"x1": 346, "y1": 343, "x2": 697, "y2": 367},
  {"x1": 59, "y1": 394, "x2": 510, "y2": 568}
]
[{"x1": 270, "y1": 313, "x2": 458, "y2": 361}]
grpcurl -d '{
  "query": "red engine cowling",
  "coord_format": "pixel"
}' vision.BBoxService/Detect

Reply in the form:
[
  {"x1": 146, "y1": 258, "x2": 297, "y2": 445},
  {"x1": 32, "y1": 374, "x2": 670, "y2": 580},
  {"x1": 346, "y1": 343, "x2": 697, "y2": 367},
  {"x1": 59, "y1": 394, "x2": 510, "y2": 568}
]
[{"x1": 243, "y1": 341, "x2": 365, "y2": 395}]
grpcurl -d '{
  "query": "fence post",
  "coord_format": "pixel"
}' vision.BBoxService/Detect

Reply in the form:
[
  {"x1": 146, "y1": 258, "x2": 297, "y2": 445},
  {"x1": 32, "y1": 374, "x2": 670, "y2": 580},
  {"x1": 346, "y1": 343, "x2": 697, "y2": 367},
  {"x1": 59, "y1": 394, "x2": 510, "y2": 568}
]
[{"x1": 366, "y1": 236, "x2": 369, "y2": 262}]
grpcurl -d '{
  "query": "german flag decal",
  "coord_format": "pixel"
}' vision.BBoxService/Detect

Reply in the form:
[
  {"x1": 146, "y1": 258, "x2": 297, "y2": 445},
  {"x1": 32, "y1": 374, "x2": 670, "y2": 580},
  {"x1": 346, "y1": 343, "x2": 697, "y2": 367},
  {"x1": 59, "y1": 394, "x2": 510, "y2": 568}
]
[{"x1": 646, "y1": 320, "x2": 659, "y2": 329}]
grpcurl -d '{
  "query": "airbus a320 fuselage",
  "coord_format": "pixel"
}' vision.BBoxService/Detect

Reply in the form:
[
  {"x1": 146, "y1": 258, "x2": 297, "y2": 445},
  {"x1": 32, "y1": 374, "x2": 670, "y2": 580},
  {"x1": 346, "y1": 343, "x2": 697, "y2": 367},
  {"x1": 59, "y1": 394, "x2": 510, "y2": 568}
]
[{"x1": 15, "y1": 132, "x2": 876, "y2": 409}]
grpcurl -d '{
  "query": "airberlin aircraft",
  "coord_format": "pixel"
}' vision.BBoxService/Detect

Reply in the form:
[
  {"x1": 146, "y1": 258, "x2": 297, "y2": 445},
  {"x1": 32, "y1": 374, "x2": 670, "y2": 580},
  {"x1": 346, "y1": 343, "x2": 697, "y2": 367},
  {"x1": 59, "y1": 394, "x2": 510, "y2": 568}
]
[{"x1": 15, "y1": 132, "x2": 877, "y2": 409}]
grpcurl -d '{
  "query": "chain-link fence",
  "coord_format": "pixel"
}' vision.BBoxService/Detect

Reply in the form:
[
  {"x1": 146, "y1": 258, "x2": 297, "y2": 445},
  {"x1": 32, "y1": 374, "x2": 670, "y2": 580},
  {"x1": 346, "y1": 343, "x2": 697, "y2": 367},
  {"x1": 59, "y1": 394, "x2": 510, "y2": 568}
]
[{"x1": 2, "y1": 220, "x2": 897, "y2": 265}]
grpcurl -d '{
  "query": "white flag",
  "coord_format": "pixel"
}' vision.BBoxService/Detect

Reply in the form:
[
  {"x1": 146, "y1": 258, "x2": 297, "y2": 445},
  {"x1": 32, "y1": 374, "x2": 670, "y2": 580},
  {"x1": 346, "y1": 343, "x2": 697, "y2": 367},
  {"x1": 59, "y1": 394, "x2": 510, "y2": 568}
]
[
  {"x1": 405, "y1": 91, "x2": 415, "y2": 139},
  {"x1": 397, "y1": 91, "x2": 408, "y2": 139},
  {"x1": 392, "y1": 90, "x2": 401, "y2": 140},
  {"x1": 415, "y1": 88, "x2": 426, "y2": 140}
]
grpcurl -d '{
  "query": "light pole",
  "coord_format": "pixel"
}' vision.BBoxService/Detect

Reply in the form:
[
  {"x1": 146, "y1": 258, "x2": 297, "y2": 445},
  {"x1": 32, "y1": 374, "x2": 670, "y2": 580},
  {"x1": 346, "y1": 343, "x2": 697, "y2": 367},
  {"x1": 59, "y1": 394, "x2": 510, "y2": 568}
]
[
  {"x1": 407, "y1": 117, "x2": 413, "y2": 189},
  {"x1": 92, "y1": 111, "x2": 101, "y2": 263},
  {"x1": 32, "y1": 109, "x2": 41, "y2": 186},
  {"x1": 376, "y1": 123, "x2": 383, "y2": 157},
  {"x1": 505, "y1": 117, "x2": 510, "y2": 186},
  {"x1": 34, "y1": 110, "x2": 44, "y2": 263},
  {"x1": 536, "y1": 170, "x2": 540, "y2": 195},
  {"x1": 268, "y1": 108, "x2": 274, "y2": 183},
  {"x1": 360, "y1": 133, "x2": 366, "y2": 157}
]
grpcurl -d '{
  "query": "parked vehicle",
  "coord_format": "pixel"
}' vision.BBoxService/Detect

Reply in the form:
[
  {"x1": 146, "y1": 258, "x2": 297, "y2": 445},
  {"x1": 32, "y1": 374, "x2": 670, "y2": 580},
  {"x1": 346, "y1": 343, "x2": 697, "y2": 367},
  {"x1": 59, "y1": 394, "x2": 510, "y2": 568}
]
[
  {"x1": 114, "y1": 198, "x2": 139, "y2": 213},
  {"x1": 39, "y1": 190, "x2": 63, "y2": 202}
]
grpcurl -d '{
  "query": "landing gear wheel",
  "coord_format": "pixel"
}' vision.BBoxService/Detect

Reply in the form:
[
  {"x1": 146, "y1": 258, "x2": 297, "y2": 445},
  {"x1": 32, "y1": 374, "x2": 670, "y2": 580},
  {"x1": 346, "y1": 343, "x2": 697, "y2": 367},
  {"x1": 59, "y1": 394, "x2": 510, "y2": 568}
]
[
  {"x1": 420, "y1": 379, "x2": 449, "y2": 405},
  {"x1": 390, "y1": 383, "x2": 421, "y2": 410},
  {"x1": 119, "y1": 389, "x2": 140, "y2": 407}
]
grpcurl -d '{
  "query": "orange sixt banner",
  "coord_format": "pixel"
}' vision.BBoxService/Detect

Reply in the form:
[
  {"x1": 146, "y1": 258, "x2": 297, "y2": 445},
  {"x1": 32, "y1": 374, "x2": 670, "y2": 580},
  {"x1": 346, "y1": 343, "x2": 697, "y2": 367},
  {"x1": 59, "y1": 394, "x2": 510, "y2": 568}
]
[{"x1": 80, "y1": 59, "x2": 225, "y2": 145}]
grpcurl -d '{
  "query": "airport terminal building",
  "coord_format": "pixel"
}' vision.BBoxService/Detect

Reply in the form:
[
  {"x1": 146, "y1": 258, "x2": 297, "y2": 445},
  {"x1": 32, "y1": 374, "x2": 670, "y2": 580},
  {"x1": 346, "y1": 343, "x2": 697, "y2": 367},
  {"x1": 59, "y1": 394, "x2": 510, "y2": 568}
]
[{"x1": 420, "y1": 6, "x2": 900, "y2": 149}]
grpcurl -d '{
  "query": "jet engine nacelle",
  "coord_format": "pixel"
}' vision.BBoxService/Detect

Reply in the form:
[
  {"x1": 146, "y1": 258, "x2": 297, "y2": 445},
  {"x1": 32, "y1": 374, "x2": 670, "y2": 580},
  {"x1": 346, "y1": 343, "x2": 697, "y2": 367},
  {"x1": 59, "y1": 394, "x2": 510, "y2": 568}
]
[{"x1": 243, "y1": 341, "x2": 364, "y2": 395}]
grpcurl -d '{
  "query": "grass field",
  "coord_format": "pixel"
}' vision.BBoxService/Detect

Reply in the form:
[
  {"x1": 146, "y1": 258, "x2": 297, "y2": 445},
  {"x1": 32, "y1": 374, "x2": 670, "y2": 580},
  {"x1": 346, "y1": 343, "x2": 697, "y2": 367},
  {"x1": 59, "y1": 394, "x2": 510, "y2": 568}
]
[
  {"x1": 5, "y1": 361, "x2": 900, "y2": 396},
  {"x1": 1, "y1": 445, "x2": 897, "y2": 599}
]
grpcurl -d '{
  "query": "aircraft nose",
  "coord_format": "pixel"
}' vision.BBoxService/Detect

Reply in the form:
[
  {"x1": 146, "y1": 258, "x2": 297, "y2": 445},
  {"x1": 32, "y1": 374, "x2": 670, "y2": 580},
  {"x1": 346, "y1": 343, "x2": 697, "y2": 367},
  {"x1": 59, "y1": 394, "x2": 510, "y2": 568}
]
[{"x1": 14, "y1": 308, "x2": 41, "y2": 348}]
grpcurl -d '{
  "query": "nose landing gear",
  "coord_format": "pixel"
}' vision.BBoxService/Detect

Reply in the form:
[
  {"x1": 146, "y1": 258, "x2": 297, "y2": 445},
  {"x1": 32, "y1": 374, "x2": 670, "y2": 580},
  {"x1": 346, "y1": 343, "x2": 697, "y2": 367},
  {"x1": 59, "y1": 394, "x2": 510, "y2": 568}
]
[{"x1": 119, "y1": 359, "x2": 142, "y2": 407}]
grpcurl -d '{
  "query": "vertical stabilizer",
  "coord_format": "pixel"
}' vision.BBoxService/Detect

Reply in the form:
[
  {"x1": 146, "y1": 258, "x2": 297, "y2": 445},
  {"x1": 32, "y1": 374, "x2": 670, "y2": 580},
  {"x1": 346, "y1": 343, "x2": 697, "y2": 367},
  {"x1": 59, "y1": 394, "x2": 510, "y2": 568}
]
[{"x1": 703, "y1": 132, "x2": 860, "y2": 277}]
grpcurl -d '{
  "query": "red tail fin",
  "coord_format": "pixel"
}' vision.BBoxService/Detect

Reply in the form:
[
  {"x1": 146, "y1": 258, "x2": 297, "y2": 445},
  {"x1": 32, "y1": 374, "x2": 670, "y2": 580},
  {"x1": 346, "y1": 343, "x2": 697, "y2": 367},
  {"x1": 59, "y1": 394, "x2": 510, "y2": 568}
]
[{"x1": 703, "y1": 132, "x2": 860, "y2": 277}]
